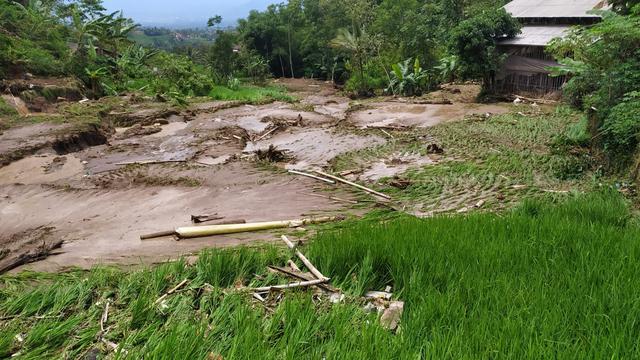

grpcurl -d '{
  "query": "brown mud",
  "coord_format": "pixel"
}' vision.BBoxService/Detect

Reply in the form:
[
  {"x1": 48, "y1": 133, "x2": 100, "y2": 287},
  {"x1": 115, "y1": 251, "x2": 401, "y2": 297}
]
[{"x1": 0, "y1": 78, "x2": 511, "y2": 272}]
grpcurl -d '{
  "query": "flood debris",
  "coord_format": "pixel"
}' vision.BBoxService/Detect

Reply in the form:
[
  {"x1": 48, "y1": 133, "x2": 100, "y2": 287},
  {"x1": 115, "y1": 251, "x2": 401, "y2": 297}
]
[
  {"x1": 249, "y1": 235, "x2": 336, "y2": 297},
  {"x1": 155, "y1": 279, "x2": 189, "y2": 304},
  {"x1": 288, "y1": 169, "x2": 336, "y2": 184},
  {"x1": 0, "y1": 228, "x2": 64, "y2": 275},
  {"x1": 380, "y1": 301, "x2": 405, "y2": 331},
  {"x1": 301, "y1": 192, "x2": 358, "y2": 205},
  {"x1": 191, "y1": 214, "x2": 223, "y2": 223},
  {"x1": 426, "y1": 143, "x2": 444, "y2": 154},
  {"x1": 140, "y1": 216, "x2": 345, "y2": 240},
  {"x1": 314, "y1": 170, "x2": 392, "y2": 200},
  {"x1": 254, "y1": 145, "x2": 291, "y2": 162}
]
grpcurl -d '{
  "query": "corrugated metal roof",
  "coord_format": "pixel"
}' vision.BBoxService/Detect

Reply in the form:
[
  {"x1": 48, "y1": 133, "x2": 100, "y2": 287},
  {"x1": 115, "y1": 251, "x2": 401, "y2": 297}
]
[
  {"x1": 498, "y1": 25, "x2": 570, "y2": 46},
  {"x1": 504, "y1": 0, "x2": 608, "y2": 18}
]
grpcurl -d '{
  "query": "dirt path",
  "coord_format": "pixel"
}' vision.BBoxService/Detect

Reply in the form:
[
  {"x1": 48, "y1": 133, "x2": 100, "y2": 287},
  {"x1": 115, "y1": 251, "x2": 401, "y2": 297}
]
[{"x1": 0, "y1": 78, "x2": 510, "y2": 272}]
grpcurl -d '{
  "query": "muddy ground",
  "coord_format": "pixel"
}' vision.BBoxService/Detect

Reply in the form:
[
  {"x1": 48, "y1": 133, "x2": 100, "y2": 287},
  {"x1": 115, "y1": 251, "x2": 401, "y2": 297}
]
[{"x1": 0, "y1": 79, "x2": 510, "y2": 272}]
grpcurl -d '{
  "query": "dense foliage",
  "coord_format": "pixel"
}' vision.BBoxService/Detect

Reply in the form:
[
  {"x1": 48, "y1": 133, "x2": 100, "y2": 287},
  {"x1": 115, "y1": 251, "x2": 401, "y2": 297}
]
[
  {"x1": 189, "y1": 0, "x2": 514, "y2": 96},
  {"x1": 0, "y1": 0, "x2": 215, "y2": 101},
  {"x1": 548, "y1": 5, "x2": 640, "y2": 165}
]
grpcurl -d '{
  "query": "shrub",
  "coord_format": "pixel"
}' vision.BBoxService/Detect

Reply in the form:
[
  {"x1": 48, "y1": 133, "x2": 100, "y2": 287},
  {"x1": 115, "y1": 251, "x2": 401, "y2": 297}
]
[{"x1": 601, "y1": 98, "x2": 640, "y2": 156}]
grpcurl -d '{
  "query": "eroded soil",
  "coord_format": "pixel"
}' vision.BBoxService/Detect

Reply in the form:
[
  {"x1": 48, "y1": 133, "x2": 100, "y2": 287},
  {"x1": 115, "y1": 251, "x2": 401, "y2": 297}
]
[{"x1": 0, "y1": 78, "x2": 511, "y2": 272}]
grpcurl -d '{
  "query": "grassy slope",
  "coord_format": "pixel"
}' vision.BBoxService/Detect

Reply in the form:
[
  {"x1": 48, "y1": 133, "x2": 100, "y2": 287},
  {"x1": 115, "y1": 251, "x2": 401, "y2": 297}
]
[
  {"x1": 333, "y1": 105, "x2": 595, "y2": 213},
  {"x1": 1, "y1": 192, "x2": 639, "y2": 358}
]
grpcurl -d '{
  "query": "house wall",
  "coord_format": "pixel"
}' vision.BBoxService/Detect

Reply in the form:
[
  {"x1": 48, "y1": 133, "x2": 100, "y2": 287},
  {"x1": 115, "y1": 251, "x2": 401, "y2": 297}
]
[{"x1": 496, "y1": 45, "x2": 566, "y2": 95}]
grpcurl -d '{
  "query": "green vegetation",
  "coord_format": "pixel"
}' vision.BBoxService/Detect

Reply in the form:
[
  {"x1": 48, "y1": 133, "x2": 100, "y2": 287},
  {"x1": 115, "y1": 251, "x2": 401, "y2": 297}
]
[
  {"x1": 1, "y1": 192, "x2": 639, "y2": 358},
  {"x1": 0, "y1": 97, "x2": 18, "y2": 117},
  {"x1": 332, "y1": 106, "x2": 593, "y2": 212},
  {"x1": 209, "y1": 85, "x2": 295, "y2": 103},
  {"x1": 178, "y1": 0, "x2": 515, "y2": 96},
  {"x1": 548, "y1": 5, "x2": 640, "y2": 168}
]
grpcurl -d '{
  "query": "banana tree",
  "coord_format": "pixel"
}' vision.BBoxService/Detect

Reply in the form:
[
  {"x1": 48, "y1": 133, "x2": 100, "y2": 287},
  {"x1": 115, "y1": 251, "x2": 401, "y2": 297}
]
[{"x1": 386, "y1": 57, "x2": 429, "y2": 96}]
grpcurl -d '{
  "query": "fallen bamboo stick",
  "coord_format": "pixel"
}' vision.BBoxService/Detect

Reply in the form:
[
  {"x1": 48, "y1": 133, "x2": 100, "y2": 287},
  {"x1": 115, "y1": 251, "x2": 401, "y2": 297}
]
[
  {"x1": 288, "y1": 170, "x2": 336, "y2": 184},
  {"x1": 314, "y1": 170, "x2": 391, "y2": 200},
  {"x1": 250, "y1": 278, "x2": 328, "y2": 293},
  {"x1": 281, "y1": 235, "x2": 328, "y2": 281},
  {"x1": 191, "y1": 214, "x2": 223, "y2": 223},
  {"x1": 155, "y1": 279, "x2": 189, "y2": 304},
  {"x1": 140, "y1": 230, "x2": 177, "y2": 240},
  {"x1": 174, "y1": 216, "x2": 343, "y2": 239},
  {"x1": 255, "y1": 126, "x2": 279, "y2": 142},
  {"x1": 301, "y1": 192, "x2": 358, "y2": 204},
  {"x1": 100, "y1": 300, "x2": 110, "y2": 333},
  {"x1": 268, "y1": 265, "x2": 337, "y2": 293},
  {"x1": 115, "y1": 159, "x2": 185, "y2": 166},
  {"x1": 287, "y1": 260, "x2": 301, "y2": 272}
]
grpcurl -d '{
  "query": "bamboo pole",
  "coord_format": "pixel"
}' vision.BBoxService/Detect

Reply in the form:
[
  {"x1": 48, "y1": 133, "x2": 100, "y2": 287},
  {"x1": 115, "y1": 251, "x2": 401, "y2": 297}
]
[
  {"x1": 268, "y1": 265, "x2": 337, "y2": 293},
  {"x1": 174, "y1": 216, "x2": 342, "y2": 239},
  {"x1": 301, "y1": 192, "x2": 358, "y2": 204},
  {"x1": 288, "y1": 170, "x2": 336, "y2": 184},
  {"x1": 249, "y1": 278, "x2": 328, "y2": 293},
  {"x1": 281, "y1": 235, "x2": 328, "y2": 281},
  {"x1": 314, "y1": 170, "x2": 391, "y2": 200},
  {"x1": 155, "y1": 279, "x2": 189, "y2": 304}
]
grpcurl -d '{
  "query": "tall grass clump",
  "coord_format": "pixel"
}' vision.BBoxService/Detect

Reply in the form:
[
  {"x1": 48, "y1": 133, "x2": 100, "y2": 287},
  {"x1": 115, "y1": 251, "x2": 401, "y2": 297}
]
[
  {"x1": 208, "y1": 85, "x2": 295, "y2": 103},
  {"x1": 1, "y1": 192, "x2": 639, "y2": 358}
]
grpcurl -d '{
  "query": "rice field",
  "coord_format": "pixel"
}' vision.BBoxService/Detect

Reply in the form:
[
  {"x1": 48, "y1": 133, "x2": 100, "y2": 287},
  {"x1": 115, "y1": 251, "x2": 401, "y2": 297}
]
[{"x1": 1, "y1": 191, "x2": 639, "y2": 358}]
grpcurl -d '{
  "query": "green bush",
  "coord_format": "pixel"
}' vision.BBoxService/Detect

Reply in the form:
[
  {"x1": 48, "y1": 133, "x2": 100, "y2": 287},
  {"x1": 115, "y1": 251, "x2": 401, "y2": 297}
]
[
  {"x1": 0, "y1": 97, "x2": 18, "y2": 117},
  {"x1": 601, "y1": 98, "x2": 640, "y2": 155}
]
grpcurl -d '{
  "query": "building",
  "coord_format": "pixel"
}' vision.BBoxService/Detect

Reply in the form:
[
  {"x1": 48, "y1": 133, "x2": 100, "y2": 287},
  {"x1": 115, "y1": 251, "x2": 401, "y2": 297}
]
[{"x1": 496, "y1": 0, "x2": 609, "y2": 95}]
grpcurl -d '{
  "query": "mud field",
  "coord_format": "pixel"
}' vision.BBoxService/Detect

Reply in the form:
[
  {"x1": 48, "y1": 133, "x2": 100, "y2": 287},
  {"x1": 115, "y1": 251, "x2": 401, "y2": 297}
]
[{"x1": 0, "y1": 79, "x2": 508, "y2": 272}]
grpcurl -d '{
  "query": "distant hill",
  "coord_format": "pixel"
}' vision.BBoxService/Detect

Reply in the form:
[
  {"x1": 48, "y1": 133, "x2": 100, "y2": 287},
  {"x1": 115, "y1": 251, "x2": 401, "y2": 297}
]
[{"x1": 102, "y1": 0, "x2": 275, "y2": 28}]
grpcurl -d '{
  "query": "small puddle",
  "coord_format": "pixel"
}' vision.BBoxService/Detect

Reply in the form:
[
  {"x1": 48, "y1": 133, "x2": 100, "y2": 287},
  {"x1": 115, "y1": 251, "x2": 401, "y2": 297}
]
[{"x1": 0, "y1": 154, "x2": 84, "y2": 185}]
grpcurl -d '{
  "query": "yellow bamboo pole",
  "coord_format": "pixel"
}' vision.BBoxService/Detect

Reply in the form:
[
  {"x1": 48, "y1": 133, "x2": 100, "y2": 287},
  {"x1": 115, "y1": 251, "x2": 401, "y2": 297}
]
[{"x1": 174, "y1": 216, "x2": 342, "y2": 239}]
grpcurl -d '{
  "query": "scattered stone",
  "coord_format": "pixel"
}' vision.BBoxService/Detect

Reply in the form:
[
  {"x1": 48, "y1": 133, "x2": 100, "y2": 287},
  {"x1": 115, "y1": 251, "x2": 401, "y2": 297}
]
[
  {"x1": 365, "y1": 291, "x2": 393, "y2": 301},
  {"x1": 380, "y1": 301, "x2": 404, "y2": 331}
]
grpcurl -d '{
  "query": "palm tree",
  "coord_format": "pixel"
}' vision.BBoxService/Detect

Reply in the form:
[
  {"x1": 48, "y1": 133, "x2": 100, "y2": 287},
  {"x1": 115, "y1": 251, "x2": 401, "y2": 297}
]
[{"x1": 331, "y1": 28, "x2": 367, "y2": 92}]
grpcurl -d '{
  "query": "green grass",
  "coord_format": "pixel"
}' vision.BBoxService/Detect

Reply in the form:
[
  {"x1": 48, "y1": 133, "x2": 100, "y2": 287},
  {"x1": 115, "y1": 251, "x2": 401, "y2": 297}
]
[
  {"x1": 209, "y1": 85, "x2": 295, "y2": 103},
  {"x1": 0, "y1": 97, "x2": 18, "y2": 117},
  {"x1": 1, "y1": 192, "x2": 639, "y2": 358},
  {"x1": 332, "y1": 106, "x2": 594, "y2": 213}
]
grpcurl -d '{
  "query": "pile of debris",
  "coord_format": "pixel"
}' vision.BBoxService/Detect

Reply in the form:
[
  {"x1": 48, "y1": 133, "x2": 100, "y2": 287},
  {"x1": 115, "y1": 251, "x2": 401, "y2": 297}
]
[{"x1": 247, "y1": 235, "x2": 405, "y2": 332}]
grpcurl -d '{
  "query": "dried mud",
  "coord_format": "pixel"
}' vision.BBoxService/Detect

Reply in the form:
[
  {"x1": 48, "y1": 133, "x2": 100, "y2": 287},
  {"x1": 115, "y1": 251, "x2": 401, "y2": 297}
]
[{"x1": 0, "y1": 78, "x2": 511, "y2": 272}]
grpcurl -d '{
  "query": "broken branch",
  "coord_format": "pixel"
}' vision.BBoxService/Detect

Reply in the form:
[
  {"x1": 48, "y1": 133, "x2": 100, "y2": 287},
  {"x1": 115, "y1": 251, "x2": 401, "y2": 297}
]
[
  {"x1": 155, "y1": 279, "x2": 189, "y2": 304},
  {"x1": 314, "y1": 170, "x2": 391, "y2": 200},
  {"x1": 281, "y1": 235, "x2": 328, "y2": 281},
  {"x1": 301, "y1": 192, "x2": 358, "y2": 204},
  {"x1": 288, "y1": 170, "x2": 336, "y2": 184},
  {"x1": 249, "y1": 278, "x2": 328, "y2": 293}
]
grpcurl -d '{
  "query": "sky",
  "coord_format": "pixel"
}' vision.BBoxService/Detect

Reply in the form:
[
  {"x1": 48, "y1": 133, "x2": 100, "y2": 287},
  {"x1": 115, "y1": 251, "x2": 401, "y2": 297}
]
[{"x1": 102, "y1": 0, "x2": 275, "y2": 27}]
